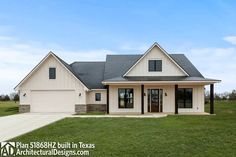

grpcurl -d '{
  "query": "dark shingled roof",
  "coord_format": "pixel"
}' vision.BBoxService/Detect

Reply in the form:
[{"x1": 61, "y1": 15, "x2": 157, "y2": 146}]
[
  {"x1": 54, "y1": 52, "x2": 208, "y2": 89},
  {"x1": 103, "y1": 54, "x2": 204, "y2": 81},
  {"x1": 169, "y1": 54, "x2": 203, "y2": 77},
  {"x1": 104, "y1": 55, "x2": 142, "y2": 80},
  {"x1": 70, "y1": 62, "x2": 105, "y2": 89}
]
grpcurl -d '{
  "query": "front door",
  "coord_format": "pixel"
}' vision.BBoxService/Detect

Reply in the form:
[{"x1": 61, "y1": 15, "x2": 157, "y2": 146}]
[{"x1": 148, "y1": 89, "x2": 163, "y2": 112}]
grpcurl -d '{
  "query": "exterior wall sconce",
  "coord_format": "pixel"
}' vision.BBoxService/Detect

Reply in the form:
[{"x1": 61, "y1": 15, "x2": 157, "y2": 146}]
[
  {"x1": 79, "y1": 93, "x2": 81, "y2": 96},
  {"x1": 23, "y1": 93, "x2": 26, "y2": 97},
  {"x1": 144, "y1": 93, "x2": 146, "y2": 96},
  {"x1": 165, "y1": 93, "x2": 167, "y2": 96}
]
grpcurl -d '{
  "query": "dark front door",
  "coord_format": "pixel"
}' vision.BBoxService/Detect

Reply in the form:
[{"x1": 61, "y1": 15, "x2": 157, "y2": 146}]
[{"x1": 148, "y1": 89, "x2": 163, "y2": 112}]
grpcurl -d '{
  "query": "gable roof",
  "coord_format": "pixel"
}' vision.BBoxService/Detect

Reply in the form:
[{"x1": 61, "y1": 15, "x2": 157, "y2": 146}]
[
  {"x1": 103, "y1": 55, "x2": 142, "y2": 80},
  {"x1": 15, "y1": 43, "x2": 215, "y2": 90},
  {"x1": 169, "y1": 54, "x2": 203, "y2": 77},
  {"x1": 103, "y1": 53, "x2": 204, "y2": 82},
  {"x1": 123, "y1": 42, "x2": 189, "y2": 76},
  {"x1": 70, "y1": 62, "x2": 105, "y2": 89},
  {"x1": 14, "y1": 52, "x2": 89, "y2": 90}
]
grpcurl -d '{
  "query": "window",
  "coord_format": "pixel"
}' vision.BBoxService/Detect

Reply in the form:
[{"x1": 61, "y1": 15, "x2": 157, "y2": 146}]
[
  {"x1": 95, "y1": 93, "x2": 101, "y2": 101},
  {"x1": 177, "y1": 88, "x2": 193, "y2": 108},
  {"x1": 118, "y1": 88, "x2": 133, "y2": 108},
  {"x1": 49, "y1": 68, "x2": 56, "y2": 79},
  {"x1": 148, "y1": 60, "x2": 162, "y2": 72}
]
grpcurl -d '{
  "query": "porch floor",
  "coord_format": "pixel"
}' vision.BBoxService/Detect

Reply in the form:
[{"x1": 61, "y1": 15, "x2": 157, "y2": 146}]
[{"x1": 70, "y1": 113, "x2": 168, "y2": 118}]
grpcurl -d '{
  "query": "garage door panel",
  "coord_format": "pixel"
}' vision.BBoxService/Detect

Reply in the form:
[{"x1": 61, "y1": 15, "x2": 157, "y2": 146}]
[{"x1": 31, "y1": 90, "x2": 75, "y2": 113}]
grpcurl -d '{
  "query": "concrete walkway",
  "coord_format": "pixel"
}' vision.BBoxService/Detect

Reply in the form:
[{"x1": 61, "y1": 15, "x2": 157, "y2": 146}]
[
  {"x1": 0, "y1": 113, "x2": 68, "y2": 142},
  {"x1": 69, "y1": 113, "x2": 168, "y2": 118}
]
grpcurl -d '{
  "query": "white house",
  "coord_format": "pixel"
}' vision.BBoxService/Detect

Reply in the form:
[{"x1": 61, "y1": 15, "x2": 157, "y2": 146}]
[{"x1": 14, "y1": 42, "x2": 220, "y2": 114}]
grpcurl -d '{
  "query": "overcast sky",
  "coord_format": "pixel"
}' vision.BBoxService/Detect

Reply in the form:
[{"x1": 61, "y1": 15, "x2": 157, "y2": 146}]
[{"x1": 0, "y1": 0, "x2": 236, "y2": 94}]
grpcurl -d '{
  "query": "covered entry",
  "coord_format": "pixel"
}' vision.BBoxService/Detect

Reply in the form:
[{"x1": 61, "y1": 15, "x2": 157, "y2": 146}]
[{"x1": 147, "y1": 89, "x2": 163, "y2": 112}]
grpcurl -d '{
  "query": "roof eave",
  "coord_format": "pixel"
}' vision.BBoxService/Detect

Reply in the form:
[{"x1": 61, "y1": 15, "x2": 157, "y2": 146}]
[{"x1": 102, "y1": 80, "x2": 221, "y2": 85}]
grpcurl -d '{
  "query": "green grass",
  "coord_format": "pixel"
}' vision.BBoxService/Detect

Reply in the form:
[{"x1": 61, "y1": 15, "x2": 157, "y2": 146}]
[
  {"x1": 12, "y1": 101, "x2": 236, "y2": 157},
  {"x1": 0, "y1": 101, "x2": 19, "y2": 116}
]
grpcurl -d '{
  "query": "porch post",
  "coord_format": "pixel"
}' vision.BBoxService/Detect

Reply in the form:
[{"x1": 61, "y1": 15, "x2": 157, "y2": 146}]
[
  {"x1": 210, "y1": 84, "x2": 214, "y2": 114},
  {"x1": 175, "y1": 84, "x2": 178, "y2": 114},
  {"x1": 106, "y1": 85, "x2": 109, "y2": 114},
  {"x1": 141, "y1": 84, "x2": 144, "y2": 114}
]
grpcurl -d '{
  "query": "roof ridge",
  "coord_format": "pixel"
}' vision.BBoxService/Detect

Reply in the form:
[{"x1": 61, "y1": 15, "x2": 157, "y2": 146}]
[
  {"x1": 70, "y1": 61, "x2": 105, "y2": 65},
  {"x1": 169, "y1": 53, "x2": 184, "y2": 55}
]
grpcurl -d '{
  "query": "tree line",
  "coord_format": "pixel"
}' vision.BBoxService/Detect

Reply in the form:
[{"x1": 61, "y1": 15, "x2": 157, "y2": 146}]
[
  {"x1": 0, "y1": 93, "x2": 19, "y2": 101},
  {"x1": 205, "y1": 89, "x2": 236, "y2": 103}
]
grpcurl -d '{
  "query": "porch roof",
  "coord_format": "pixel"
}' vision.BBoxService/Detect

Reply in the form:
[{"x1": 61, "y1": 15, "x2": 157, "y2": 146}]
[{"x1": 102, "y1": 76, "x2": 221, "y2": 85}]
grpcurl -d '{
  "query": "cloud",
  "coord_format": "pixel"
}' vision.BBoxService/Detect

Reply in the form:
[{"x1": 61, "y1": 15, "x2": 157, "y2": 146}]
[
  {"x1": 176, "y1": 46, "x2": 236, "y2": 93},
  {"x1": 0, "y1": 35, "x2": 14, "y2": 41},
  {"x1": 0, "y1": 36, "x2": 115, "y2": 94},
  {"x1": 223, "y1": 36, "x2": 236, "y2": 45}
]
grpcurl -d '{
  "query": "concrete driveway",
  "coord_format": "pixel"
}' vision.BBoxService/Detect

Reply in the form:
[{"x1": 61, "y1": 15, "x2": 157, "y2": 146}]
[{"x1": 0, "y1": 113, "x2": 69, "y2": 142}]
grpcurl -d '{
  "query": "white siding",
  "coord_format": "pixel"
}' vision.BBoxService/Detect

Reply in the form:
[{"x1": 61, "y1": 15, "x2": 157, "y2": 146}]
[
  {"x1": 19, "y1": 55, "x2": 86, "y2": 105},
  {"x1": 178, "y1": 85, "x2": 205, "y2": 113},
  {"x1": 86, "y1": 90, "x2": 107, "y2": 104},
  {"x1": 31, "y1": 90, "x2": 75, "y2": 113},
  {"x1": 109, "y1": 85, "x2": 141, "y2": 114},
  {"x1": 126, "y1": 46, "x2": 186, "y2": 76},
  {"x1": 108, "y1": 84, "x2": 205, "y2": 114}
]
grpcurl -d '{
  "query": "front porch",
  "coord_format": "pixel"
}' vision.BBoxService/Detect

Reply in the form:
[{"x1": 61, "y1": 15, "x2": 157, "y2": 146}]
[{"x1": 105, "y1": 83, "x2": 217, "y2": 115}]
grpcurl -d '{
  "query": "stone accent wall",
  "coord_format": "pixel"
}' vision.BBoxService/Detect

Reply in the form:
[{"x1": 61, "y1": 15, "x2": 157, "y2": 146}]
[
  {"x1": 87, "y1": 104, "x2": 107, "y2": 113},
  {"x1": 19, "y1": 105, "x2": 30, "y2": 113},
  {"x1": 75, "y1": 104, "x2": 87, "y2": 114}
]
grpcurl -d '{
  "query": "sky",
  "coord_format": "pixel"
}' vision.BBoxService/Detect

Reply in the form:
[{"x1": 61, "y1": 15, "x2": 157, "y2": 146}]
[{"x1": 0, "y1": 0, "x2": 236, "y2": 94}]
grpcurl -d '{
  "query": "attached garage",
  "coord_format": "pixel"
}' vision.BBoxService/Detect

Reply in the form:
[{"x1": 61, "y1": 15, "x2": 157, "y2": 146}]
[{"x1": 31, "y1": 90, "x2": 75, "y2": 113}]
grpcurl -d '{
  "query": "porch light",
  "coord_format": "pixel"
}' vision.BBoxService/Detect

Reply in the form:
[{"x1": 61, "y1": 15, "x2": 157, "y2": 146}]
[
  {"x1": 79, "y1": 93, "x2": 81, "y2": 96},
  {"x1": 165, "y1": 93, "x2": 167, "y2": 96},
  {"x1": 23, "y1": 93, "x2": 26, "y2": 97}
]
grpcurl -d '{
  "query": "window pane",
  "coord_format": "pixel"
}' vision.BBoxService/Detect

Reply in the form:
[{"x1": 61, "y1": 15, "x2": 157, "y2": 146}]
[
  {"x1": 49, "y1": 68, "x2": 56, "y2": 79},
  {"x1": 118, "y1": 89, "x2": 125, "y2": 108},
  {"x1": 118, "y1": 88, "x2": 133, "y2": 108},
  {"x1": 177, "y1": 88, "x2": 193, "y2": 108},
  {"x1": 185, "y1": 89, "x2": 192, "y2": 108},
  {"x1": 95, "y1": 93, "x2": 101, "y2": 101},
  {"x1": 178, "y1": 100, "x2": 185, "y2": 108},
  {"x1": 149, "y1": 60, "x2": 162, "y2": 72},
  {"x1": 156, "y1": 60, "x2": 162, "y2": 71},
  {"x1": 147, "y1": 89, "x2": 151, "y2": 112},
  {"x1": 148, "y1": 60, "x2": 155, "y2": 71}
]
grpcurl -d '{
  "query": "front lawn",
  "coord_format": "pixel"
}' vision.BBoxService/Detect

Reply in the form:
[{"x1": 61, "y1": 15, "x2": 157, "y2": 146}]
[
  {"x1": 12, "y1": 101, "x2": 236, "y2": 157},
  {"x1": 0, "y1": 101, "x2": 19, "y2": 117}
]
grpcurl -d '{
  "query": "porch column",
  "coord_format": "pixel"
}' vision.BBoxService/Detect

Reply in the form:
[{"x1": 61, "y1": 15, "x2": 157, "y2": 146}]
[
  {"x1": 141, "y1": 84, "x2": 144, "y2": 114},
  {"x1": 210, "y1": 84, "x2": 214, "y2": 114},
  {"x1": 175, "y1": 84, "x2": 178, "y2": 114},
  {"x1": 106, "y1": 85, "x2": 109, "y2": 114}
]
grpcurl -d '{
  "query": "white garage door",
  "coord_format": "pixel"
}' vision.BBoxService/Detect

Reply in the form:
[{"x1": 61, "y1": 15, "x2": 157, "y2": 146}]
[{"x1": 31, "y1": 90, "x2": 75, "y2": 113}]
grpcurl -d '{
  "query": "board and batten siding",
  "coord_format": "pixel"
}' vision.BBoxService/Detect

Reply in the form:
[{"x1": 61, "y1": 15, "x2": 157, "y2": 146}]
[
  {"x1": 126, "y1": 46, "x2": 186, "y2": 76},
  {"x1": 86, "y1": 90, "x2": 107, "y2": 104},
  {"x1": 19, "y1": 55, "x2": 87, "y2": 105},
  {"x1": 178, "y1": 85, "x2": 205, "y2": 113},
  {"x1": 109, "y1": 85, "x2": 142, "y2": 114},
  {"x1": 108, "y1": 84, "x2": 205, "y2": 114}
]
